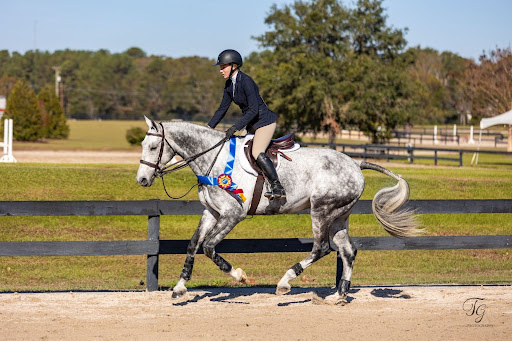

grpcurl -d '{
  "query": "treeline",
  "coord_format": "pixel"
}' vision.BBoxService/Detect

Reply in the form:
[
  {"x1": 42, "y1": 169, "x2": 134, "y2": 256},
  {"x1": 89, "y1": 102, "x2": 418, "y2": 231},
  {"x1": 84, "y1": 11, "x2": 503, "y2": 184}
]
[
  {"x1": 0, "y1": 48, "x2": 229, "y2": 122},
  {"x1": 1, "y1": 0, "x2": 510, "y2": 143}
]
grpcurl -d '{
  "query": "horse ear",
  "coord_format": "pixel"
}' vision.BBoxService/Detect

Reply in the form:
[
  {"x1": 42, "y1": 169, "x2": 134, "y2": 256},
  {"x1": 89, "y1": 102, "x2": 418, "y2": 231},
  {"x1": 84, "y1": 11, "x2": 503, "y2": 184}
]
[{"x1": 144, "y1": 116, "x2": 158, "y2": 130}]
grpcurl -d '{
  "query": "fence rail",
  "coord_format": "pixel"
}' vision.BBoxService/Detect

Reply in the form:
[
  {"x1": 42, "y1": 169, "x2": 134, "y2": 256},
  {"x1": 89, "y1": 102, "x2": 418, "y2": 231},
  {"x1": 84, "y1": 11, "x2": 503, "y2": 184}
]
[
  {"x1": 1, "y1": 199, "x2": 511, "y2": 291},
  {"x1": 300, "y1": 142, "x2": 512, "y2": 166}
]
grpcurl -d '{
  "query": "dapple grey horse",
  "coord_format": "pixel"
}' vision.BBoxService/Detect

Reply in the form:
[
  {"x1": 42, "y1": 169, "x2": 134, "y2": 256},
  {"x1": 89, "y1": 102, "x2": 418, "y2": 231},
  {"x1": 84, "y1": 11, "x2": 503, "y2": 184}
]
[{"x1": 136, "y1": 117, "x2": 421, "y2": 303}]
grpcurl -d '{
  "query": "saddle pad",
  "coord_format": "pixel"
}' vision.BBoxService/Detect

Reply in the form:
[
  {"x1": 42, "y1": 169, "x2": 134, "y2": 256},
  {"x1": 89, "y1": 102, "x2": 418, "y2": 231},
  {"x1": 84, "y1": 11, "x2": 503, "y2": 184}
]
[{"x1": 238, "y1": 134, "x2": 300, "y2": 177}]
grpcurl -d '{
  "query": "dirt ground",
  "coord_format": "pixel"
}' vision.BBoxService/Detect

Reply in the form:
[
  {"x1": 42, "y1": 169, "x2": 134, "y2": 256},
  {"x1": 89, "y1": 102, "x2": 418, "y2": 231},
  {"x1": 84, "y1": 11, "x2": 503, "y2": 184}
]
[
  {"x1": 14, "y1": 150, "x2": 141, "y2": 164},
  {"x1": 11, "y1": 150, "x2": 439, "y2": 168},
  {"x1": 0, "y1": 285, "x2": 510, "y2": 340},
  {"x1": 7, "y1": 152, "x2": 511, "y2": 340}
]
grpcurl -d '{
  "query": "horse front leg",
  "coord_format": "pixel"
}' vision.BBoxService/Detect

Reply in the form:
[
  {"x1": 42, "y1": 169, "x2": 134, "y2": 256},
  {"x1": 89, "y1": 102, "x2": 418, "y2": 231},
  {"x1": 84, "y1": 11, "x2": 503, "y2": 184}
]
[
  {"x1": 172, "y1": 208, "x2": 218, "y2": 298},
  {"x1": 202, "y1": 214, "x2": 247, "y2": 283}
]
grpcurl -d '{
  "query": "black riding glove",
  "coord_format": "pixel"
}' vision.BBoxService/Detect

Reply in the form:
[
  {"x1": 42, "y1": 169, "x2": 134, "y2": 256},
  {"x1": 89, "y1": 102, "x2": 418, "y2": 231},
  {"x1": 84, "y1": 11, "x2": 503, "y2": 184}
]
[{"x1": 225, "y1": 125, "x2": 237, "y2": 138}]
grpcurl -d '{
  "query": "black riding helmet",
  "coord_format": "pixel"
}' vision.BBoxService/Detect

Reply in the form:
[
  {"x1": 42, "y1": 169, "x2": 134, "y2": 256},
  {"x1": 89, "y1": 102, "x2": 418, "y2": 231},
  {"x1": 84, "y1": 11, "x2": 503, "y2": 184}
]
[{"x1": 214, "y1": 49, "x2": 243, "y2": 66}]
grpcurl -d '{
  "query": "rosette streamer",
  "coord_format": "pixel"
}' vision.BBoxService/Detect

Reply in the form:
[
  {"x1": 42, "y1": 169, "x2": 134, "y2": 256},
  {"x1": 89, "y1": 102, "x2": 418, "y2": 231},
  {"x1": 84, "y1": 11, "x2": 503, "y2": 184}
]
[{"x1": 197, "y1": 137, "x2": 246, "y2": 202}]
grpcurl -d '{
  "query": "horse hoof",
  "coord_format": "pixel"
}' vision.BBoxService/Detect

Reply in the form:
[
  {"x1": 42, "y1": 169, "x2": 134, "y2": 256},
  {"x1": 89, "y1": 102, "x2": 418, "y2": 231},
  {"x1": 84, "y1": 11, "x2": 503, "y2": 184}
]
[
  {"x1": 324, "y1": 293, "x2": 348, "y2": 306},
  {"x1": 235, "y1": 268, "x2": 247, "y2": 283},
  {"x1": 171, "y1": 289, "x2": 187, "y2": 299},
  {"x1": 276, "y1": 285, "x2": 291, "y2": 295}
]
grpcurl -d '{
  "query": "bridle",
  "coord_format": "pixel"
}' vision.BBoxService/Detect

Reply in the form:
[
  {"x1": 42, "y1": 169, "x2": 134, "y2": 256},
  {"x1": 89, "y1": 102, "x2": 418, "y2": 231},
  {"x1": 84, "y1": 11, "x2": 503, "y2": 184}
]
[
  {"x1": 139, "y1": 122, "x2": 229, "y2": 198},
  {"x1": 139, "y1": 122, "x2": 173, "y2": 174}
]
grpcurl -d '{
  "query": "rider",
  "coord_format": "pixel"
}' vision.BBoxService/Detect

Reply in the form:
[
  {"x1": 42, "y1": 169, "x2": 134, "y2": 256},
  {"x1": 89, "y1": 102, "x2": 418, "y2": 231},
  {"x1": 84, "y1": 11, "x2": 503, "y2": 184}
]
[{"x1": 207, "y1": 49, "x2": 286, "y2": 200}]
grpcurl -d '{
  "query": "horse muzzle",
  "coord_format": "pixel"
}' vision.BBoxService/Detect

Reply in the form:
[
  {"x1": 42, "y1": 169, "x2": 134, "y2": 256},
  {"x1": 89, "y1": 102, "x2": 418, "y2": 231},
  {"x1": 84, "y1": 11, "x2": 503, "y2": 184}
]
[{"x1": 136, "y1": 173, "x2": 156, "y2": 187}]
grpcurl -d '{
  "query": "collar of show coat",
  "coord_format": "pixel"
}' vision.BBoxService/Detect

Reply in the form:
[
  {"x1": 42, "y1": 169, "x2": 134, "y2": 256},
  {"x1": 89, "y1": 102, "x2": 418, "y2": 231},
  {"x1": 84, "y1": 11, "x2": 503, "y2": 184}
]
[{"x1": 231, "y1": 70, "x2": 240, "y2": 94}]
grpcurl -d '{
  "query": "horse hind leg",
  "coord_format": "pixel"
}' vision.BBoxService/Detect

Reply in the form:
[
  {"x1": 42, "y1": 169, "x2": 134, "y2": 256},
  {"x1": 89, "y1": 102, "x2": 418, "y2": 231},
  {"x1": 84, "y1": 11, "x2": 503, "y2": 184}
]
[
  {"x1": 276, "y1": 213, "x2": 332, "y2": 295},
  {"x1": 325, "y1": 215, "x2": 357, "y2": 304}
]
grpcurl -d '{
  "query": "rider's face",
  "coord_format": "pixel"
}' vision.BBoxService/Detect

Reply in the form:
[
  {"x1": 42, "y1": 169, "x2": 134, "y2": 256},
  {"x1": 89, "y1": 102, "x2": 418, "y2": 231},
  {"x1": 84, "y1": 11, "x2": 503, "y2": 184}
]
[{"x1": 219, "y1": 64, "x2": 232, "y2": 79}]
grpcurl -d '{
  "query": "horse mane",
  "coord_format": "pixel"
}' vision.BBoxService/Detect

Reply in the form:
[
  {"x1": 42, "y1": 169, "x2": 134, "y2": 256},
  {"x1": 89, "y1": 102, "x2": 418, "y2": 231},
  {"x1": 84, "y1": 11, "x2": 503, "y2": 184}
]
[{"x1": 161, "y1": 121, "x2": 225, "y2": 139}]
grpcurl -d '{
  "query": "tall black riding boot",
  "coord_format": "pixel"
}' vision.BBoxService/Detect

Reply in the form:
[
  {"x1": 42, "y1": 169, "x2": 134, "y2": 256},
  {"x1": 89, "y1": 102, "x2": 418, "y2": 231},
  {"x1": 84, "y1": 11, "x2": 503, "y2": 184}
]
[{"x1": 256, "y1": 153, "x2": 286, "y2": 200}]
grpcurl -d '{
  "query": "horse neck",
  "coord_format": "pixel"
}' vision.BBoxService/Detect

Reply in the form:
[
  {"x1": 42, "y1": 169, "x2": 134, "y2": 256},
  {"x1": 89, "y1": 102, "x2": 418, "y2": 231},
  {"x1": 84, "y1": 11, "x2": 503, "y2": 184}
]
[{"x1": 164, "y1": 122, "x2": 228, "y2": 175}]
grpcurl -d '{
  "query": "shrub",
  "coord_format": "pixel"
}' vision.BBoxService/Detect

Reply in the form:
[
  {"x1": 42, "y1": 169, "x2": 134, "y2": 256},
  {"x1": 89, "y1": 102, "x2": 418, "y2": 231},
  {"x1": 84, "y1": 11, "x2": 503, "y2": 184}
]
[
  {"x1": 37, "y1": 84, "x2": 70, "y2": 139},
  {"x1": 5, "y1": 79, "x2": 43, "y2": 141},
  {"x1": 126, "y1": 127, "x2": 145, "y2": 146}
]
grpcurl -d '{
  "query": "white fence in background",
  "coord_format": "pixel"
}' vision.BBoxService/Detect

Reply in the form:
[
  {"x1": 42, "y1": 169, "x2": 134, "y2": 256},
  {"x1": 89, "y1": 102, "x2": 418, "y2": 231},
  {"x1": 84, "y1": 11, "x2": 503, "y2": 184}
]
[{"x1": 0, "y1": 118, "x2": 16, "y2": 163}]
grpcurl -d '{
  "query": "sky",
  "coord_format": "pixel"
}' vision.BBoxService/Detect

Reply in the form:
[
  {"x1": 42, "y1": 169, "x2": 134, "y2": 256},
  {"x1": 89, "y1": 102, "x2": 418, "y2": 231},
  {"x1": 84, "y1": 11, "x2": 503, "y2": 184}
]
[{"x1": 2, "y1": 0, "x2": 511, "y2": 61}]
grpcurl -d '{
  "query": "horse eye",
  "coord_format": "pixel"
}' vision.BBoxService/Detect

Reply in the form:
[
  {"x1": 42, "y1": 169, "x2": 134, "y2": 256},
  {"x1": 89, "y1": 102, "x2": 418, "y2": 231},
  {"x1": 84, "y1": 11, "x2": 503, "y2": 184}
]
[{"x1": 150, "y1": 146, "x2": 157, "y2": 151}]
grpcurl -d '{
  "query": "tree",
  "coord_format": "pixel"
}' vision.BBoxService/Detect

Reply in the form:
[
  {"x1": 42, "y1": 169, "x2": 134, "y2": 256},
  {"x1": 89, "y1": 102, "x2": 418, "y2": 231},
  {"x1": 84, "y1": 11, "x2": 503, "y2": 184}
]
[
  {"x1": 251, "y1": 0, "x2": 351, "y2": 143},
  {"x1": 125, "y1": 47, "x2": 147, "y2": 59},
  {"x1": 5, "y1": 79, "x2": 43, "y2": 141},
  {"x1": 406, "y1": 47, "x2": 469, "y2": 125},
  {"x1": 348, "y1": 0, "x2": 406, "y2": 60},
  {"x1": 464, "y1": 47, "x2": 512, "y2": 119},
  {"x1": 0, "y1": 74, "x2": 17, "y2": 98},
  {"x1": 251, "y1": 0, "x2": 411, "y2": 143},
  {"x1": 347, "y1": 54, "x2": 414, "y2": 143},
  {"x1": 37, "y1": 84, "x2": 69, "y2": 138}
]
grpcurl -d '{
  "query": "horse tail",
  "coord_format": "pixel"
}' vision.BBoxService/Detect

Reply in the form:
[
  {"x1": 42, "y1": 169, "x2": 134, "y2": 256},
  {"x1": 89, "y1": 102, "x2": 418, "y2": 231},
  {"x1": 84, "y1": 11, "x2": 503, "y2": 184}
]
[{"x1": 358, "y1": 160, "x2": 423, "y2": 238}]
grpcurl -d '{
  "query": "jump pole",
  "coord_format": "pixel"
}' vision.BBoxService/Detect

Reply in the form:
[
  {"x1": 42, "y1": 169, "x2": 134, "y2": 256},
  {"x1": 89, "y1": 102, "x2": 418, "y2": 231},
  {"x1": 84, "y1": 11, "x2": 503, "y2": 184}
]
[{"x1": 0, "y1": 118, "x2": 17, "y2": 163}]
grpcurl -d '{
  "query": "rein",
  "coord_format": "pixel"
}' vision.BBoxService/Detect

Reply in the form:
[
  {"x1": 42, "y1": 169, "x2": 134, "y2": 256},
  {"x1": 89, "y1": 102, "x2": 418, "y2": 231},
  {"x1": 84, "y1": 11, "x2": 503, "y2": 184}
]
[{"x1": 140, "y1": 122, "x2": 229, "y2": 199}]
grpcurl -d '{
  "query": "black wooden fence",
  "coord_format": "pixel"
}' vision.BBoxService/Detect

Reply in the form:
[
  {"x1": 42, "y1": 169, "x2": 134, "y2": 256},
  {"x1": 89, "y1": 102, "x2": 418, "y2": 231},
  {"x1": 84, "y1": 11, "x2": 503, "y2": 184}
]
[
  {"x1": 1, "y1": 199, "x2": 511, "y2": 291},
  {"x1": 300, "y1": 142, "x2": 512, "y2": 167}
]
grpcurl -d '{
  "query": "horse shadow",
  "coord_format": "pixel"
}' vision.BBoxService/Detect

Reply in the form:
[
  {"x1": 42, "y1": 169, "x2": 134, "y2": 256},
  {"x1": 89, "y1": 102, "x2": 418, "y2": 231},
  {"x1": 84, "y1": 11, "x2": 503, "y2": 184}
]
[
  {"x1": 370, "y1": 288, "x2": 411, "y2": 299},
  {"x1": 170, "y1": 286, "x2": 359, "y2": 306}
]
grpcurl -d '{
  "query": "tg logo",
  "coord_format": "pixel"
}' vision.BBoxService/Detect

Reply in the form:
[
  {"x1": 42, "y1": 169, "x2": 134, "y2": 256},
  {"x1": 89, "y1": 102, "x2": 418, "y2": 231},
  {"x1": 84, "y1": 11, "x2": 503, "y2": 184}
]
[{"x1": 463, "y1": 298, "x2": 487, "y2": 323}]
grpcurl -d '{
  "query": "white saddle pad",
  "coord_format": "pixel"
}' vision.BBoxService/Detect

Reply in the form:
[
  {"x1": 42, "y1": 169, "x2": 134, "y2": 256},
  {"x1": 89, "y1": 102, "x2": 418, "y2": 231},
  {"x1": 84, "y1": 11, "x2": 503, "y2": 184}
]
[{"x1": 238, "y1": 134, "x2": 300, "y2": 177}]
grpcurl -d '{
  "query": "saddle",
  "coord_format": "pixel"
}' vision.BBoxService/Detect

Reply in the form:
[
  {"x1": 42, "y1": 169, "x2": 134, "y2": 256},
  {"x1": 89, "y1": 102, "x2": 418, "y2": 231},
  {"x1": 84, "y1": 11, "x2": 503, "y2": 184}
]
[
  {"x1": 243, "y1": 133, "x2": 297, "y2": 215},
  {"x1": 243, "y1": 133, "x2": 295, "y2": 174}
]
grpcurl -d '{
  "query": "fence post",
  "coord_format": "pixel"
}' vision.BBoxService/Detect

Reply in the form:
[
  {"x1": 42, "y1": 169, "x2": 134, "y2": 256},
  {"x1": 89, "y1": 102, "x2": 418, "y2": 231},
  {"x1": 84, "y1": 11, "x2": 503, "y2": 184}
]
[
  {"x1": 146, "y1": 199, "x2": 160, "y2": 292},
  {"x1": 459, "y1": 151, "x2": 463, "y2": 167}
]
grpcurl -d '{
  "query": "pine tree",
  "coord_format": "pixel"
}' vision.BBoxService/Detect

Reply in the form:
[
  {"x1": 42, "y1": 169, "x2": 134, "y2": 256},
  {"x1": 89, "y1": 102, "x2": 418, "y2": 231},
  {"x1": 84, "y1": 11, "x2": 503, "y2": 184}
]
[
  {"x1": 37, "y1": 84, "x2": 69, "y2": 139},
  {"x1": 5, "y1": 79, "x2": 43, "y2": 141}
]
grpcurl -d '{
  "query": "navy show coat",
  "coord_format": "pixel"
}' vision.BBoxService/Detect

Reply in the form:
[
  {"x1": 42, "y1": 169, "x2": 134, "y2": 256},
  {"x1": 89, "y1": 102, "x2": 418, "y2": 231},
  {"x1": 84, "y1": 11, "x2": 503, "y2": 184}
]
[{"x1": 208, "y1": 71, "x2": 279, "y2": 131}]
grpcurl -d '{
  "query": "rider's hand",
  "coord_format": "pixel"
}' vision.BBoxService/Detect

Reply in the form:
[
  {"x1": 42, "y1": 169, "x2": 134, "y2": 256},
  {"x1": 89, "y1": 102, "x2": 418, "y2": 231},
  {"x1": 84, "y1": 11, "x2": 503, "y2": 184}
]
[{"x1": 225, "y1": 125, "x2": 237, "y2": 138}]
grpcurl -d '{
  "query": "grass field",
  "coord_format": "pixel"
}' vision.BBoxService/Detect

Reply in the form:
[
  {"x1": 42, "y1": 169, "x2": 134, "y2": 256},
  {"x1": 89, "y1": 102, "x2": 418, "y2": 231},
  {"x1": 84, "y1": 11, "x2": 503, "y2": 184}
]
[
  {"x1": 1, "y1": 164, "x2": 510, "y2": 292},
  {"x1": 1, "y1": 120, "x2": 511, "y2": 292},
  {"x1": 13, "y1": 120, "x2": 148, "y2": 151}
]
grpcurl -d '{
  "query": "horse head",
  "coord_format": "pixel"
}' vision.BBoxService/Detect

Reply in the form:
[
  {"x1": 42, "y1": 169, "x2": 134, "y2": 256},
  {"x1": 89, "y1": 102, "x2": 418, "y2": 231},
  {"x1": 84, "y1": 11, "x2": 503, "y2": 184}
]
[{"x1": 136, "y1": 116, "x2": 176, "y2": 187}]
